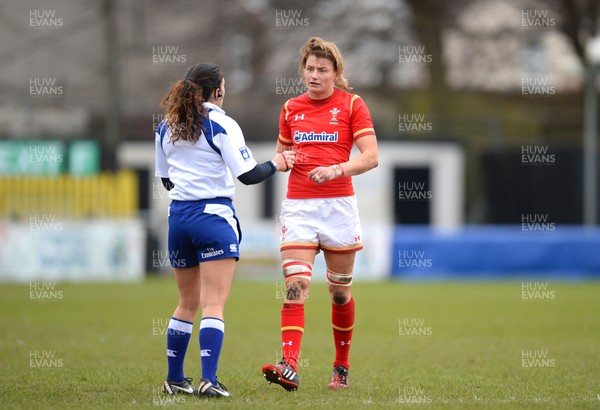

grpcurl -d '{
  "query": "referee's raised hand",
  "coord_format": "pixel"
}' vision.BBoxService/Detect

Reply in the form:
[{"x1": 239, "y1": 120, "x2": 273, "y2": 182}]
[{"x1": 272, "y1": 151, "x2": 296, "y2": 172}]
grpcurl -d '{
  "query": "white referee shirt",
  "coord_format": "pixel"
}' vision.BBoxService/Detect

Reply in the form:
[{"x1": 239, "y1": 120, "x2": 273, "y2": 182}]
[{"x1": 155, "y1": 102, "x2": 258, "y2": 201}]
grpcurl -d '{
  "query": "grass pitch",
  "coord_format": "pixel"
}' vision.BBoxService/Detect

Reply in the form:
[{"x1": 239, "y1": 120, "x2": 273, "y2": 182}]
[{"x1": 0, "y1": 278, "x2": 598, "y2": 409}]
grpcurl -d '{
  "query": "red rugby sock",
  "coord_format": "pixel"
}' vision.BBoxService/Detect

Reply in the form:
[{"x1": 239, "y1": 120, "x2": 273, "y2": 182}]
[
  {"x1": 280, "y1": 303, "x2": 304, "y2": 372},
  {"x1": 332, "y1": 297, "x2": 354, "y2": 369}
]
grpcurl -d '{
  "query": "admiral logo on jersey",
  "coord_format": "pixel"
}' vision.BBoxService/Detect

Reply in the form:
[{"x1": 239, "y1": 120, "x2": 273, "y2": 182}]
[{"x1": 293, "y1": 130, "x2": 338, "y2": 143}]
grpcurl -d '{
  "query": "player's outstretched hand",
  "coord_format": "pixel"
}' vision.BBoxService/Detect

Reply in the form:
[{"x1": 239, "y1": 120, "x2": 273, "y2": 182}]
[{"x1": 273, "y1": 151, "x2": 296, "y2": 172}]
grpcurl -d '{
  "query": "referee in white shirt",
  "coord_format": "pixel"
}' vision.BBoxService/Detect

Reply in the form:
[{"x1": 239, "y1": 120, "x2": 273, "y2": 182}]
[{"x1": 155, "y1": 63, "x2": 295, "y2": 398}]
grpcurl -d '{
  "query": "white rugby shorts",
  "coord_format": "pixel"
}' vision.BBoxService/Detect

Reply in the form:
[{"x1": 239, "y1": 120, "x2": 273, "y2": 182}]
[{"x1": 279, "y1": 196, "x2": 363, "y2": 253}]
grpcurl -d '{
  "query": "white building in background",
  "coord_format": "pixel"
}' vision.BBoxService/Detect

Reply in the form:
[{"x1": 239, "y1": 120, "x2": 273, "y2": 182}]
[{"x1": 443, "y1": 1, "x2": 581, "y2": 92}]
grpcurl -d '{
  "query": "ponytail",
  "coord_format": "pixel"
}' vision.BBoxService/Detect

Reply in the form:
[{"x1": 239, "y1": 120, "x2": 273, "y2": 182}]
[
  {"x1": 160, "y1": 63, "x2": 223, "y2": 144},
  {"x1": 160, "y1": 79, "x2": 206, "y2": 144}
]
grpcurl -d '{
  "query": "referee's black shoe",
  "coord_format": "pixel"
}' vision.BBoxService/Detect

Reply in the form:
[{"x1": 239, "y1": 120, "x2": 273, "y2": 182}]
[
  {"x1": 197, "y1": 378, "x2": 231, "y2": 398},
  {"x1": 161, "y1": 377, "x2": 197, "y2": 395}
]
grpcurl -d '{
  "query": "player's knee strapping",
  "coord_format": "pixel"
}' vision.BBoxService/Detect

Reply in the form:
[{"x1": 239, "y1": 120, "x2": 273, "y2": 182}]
[
  {"x1": 282, "y1": 259, "x2": 313, "y2": 282},
  {"x1": 326, "y1": 268, "x2": 353, "y2": 286}
]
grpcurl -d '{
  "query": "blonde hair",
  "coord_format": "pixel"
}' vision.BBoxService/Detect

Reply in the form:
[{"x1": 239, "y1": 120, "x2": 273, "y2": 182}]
[{"x1": 298, "y1": 37, "x2": 351, "y2": 90}]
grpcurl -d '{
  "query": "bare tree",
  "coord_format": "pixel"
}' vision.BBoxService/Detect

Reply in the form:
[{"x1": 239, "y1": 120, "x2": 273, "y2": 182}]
[{"x1": 554, "y1": 0, "x2": 599, "y2": 67}]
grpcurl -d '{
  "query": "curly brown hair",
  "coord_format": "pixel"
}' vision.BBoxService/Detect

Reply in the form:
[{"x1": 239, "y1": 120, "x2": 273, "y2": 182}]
[{"x1": 160, "y1": 63, "x2": 223, "y2": 144}]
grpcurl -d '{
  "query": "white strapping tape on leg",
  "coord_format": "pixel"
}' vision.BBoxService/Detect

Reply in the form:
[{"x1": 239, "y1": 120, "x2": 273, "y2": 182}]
[
  {"x1": 326, "y1": 268, "x2": 353, "y2": 286},
  {"x1": 282, "y1": 259, "x2": 313, "y2": 282}
]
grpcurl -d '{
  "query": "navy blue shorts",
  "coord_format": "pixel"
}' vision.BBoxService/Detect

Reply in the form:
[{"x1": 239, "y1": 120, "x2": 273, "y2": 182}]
[{"x1": 168, "y1": 198, "x2": 241, "y2": 268}]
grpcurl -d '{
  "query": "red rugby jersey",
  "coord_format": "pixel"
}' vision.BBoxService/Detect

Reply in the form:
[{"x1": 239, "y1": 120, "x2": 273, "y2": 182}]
[{"x1": 278, "y1": 88, "x2": 375, "y2": 199}]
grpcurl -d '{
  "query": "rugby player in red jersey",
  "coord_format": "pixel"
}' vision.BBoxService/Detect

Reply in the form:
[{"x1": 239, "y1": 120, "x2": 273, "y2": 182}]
[{"x1": 262, "y1": 37, "x2": 378, "y2": 391}]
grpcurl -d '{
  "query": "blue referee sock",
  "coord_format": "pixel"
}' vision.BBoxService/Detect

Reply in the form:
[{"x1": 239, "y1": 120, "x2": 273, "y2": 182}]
[
  {"x1": 166, "y1": 317, "x2": 193, "y2": 382},
  {"x1": 199, "y1": 317, "x2": 225, "y2": 384}
]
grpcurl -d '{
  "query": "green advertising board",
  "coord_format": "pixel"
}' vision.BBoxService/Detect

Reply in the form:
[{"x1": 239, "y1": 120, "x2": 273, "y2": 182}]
[
  {"x1": 0, "y1": 140, "x2": 99, "y2": 176},
  {"x1": 69, "y1": 140, "x2": 100, "y2": 176}
]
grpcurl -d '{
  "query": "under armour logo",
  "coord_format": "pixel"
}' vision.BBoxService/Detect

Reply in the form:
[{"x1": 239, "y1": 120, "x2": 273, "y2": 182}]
[
  {"x1": 282, "y1": 341, "x2": 293, "y2": 346},
  {"x1": 340, "y1": 340, "x2": 351, "y2": 346},
  {"x1": 354, "y1": 235, "x2": 361, "y2": 242},
  {"x1": 200, "y1": 349, "x2": 211, "y2": 357},
  {"x1": 167, "y1": 349, "x2": 177, "y2": 357},
  {"x1": 294, "y1": 114, "x2": 305, "y2": 121}
]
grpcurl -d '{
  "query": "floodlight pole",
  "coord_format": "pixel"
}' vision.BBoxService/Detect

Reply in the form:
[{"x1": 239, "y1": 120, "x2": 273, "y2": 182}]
[
  {"x1": 583, "y1": 37, "x2": 600, "y2": 227},
  {"x1": 583, "y1": 61, "x2": 597, "y2": 227},
  {"x1": 103, "y1": 0, "x2": 121, "y2": 170}
]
